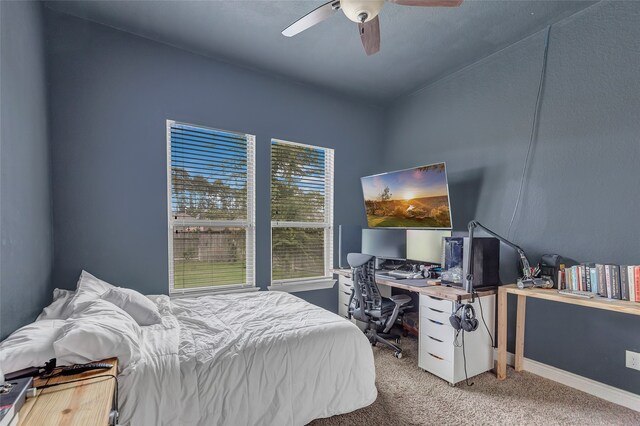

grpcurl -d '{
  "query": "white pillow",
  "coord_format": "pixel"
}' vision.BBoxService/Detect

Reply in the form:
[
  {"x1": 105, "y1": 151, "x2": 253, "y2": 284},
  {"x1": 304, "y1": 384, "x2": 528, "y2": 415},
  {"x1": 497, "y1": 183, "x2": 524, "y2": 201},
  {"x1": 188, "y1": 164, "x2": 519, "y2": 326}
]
[
  {"x1": 0, "y1": 320, "x2": 65, "y2": 374},
  {"x1": 37, "y1": 288, "x2": 76, "y2": 321},
  {"x1": 101, "y1": 287, "x2": 162, "y2": 326},
  {"x1": 67, "y1": 270, "x2": 116, "y2": 315},
  {"x1": 54, "y1": 300, "x2": 141, "y2": 368}
]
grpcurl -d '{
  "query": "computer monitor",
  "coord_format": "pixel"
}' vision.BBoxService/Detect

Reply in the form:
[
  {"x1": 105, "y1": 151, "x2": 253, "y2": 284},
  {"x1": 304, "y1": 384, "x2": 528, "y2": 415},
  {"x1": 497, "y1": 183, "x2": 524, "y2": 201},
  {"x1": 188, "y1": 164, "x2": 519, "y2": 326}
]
[
  {"x1": 361, "y1": 229, "x2": 406, "y2": 261},
  {"x1": 406, "y1": 230, "x2": 451, "y2": 264}
]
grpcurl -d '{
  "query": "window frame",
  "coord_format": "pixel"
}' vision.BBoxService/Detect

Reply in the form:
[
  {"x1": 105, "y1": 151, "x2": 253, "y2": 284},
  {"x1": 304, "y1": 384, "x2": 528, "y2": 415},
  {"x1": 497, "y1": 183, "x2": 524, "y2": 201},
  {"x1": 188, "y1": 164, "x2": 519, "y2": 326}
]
[
  {"x1": 269, "y1": 138, "x2": 334, "y2": 291},
  {"x1": 166, "y1": 120, "x2": 256, "y2": 296}
]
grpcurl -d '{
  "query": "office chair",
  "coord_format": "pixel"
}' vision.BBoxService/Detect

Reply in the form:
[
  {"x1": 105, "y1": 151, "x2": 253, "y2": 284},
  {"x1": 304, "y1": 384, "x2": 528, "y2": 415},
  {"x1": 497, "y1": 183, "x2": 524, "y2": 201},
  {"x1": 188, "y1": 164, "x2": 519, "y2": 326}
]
[{"x1": 347, "y1": 253, "x2": 412, "y2": 358}]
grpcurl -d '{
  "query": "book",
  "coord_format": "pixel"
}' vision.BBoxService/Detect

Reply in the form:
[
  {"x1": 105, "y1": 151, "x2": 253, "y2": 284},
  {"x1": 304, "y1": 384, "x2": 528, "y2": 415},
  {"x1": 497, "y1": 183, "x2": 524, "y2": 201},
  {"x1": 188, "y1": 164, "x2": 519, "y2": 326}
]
[
  {"x1": 557, "y1": 269, "x2": 564, "y2": 290},
  {"x1": 589, "y1": 266, "x2": 598, "y2": 294},
  {"x1": 571, "y1": 266, "x2": 578, "y2": 291},
  {"x1": 604, "y1": 265, "x2": 612, "y2": 299},
  {"x1": 580, "y1": 265, "x2": 588, "y2": 292},
  {"x1": 585, "y1": 265, "x2": 592, "y2": 292},
  {"x1": 596, "y1": 264, "x2": 607, "y2": 297},
  {"x1": 0, "y1": 377, "x2": 31, "y2": 426},
  {"x1": 635, "y1": 266, "x2": 640, "y2": 302},
  {"x1": 577, "y1": 265, "x2": 584, "y2": 291},
  {"x1": 629, "y1": 265, "x2": 637, "y2": 303},
  {"x1": 620, "y1": 266, "x2": 630, "y2": 301},
  {"x1": 611, "y1": 265, "x2": 621, "y2": 300}
]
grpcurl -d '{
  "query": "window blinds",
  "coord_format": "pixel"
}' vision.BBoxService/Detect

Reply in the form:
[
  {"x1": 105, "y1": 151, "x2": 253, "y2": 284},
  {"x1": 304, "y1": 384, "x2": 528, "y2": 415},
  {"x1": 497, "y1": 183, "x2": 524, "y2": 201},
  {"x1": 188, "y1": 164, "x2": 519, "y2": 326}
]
[
  {"x1": 271, "y1": 140, "x2": 334, "y2": 283},
  {"x1": 168, "y1": 121, "x2": 255, "y2": 293}
]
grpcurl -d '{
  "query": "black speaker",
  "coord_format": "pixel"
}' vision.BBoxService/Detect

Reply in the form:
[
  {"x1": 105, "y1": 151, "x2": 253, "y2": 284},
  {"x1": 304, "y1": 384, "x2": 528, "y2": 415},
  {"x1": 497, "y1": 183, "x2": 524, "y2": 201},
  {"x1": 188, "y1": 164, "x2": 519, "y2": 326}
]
[
  {"x1": 464, "y1": 237, "x2": 500, "y2": 290},
  {"x1": 338, "y1": 225, "x2": 362, "y2": 269}
]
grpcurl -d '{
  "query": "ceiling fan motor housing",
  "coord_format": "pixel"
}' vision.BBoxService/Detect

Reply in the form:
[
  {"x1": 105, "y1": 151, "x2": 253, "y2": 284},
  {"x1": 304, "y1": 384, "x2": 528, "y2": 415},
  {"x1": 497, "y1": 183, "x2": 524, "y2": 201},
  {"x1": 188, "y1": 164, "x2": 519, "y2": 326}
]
[{"x1": 341, "y1": 0, "x2": 384, "y2": 23}]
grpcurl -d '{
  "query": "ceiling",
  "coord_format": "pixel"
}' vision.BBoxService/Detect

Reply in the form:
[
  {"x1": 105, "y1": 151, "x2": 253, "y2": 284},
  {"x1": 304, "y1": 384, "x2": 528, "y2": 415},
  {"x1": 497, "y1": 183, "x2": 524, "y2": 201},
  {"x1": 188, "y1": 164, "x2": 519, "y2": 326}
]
[{"x1": 44, "y1": 0, "x2": 595, "y2": 104}]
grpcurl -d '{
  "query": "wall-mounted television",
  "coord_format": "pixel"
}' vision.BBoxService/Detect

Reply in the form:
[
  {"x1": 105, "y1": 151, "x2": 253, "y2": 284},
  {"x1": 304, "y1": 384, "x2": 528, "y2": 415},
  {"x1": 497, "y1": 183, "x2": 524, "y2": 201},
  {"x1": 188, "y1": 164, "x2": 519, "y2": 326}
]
[{"x1": 360, "y1": 162, "x2": 452, "y2": 229}]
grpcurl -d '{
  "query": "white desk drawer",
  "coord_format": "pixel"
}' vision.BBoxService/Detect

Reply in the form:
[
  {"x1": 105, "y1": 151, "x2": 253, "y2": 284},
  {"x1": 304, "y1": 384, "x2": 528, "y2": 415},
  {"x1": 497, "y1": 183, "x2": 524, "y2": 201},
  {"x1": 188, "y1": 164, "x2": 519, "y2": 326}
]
[
  {"x1": 339, "y1": 282, "x2": 352, "y2": 296},
  {"x1": 339, "y1": 288, "x2": 352, "y2": 304},
  {"x1": 419, "y1": 350, "x2": 453, "y2": 382},
  {"x1": 422, "y1": 305, "x2": 451, "y2": 324},
  {"x1": 338, "y1": 275, "x2": 353, "y2": 288},
  {"x1": 421, "y1": 316, "x2": 455, "y2": 343},
  {"x1": 420, "y1": 294, "x2": 454, "y2": 313},
  {"x1": 421, "y1": 334, "x2": 454, "y2": 361},
  {"x1": 339, "y1": 286, "x2": 352, "y2": 297},
  {"x1": 338, "y1": 302, "x2": 349, "y2": 317}
]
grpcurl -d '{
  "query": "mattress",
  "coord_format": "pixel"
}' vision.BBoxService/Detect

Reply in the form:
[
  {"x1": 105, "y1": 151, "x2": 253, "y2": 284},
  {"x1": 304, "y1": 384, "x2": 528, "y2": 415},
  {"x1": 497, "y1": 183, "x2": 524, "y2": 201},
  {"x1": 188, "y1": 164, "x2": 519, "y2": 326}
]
[{"x1": 117, "y1": 291, "x2": 377, "y2": 426}]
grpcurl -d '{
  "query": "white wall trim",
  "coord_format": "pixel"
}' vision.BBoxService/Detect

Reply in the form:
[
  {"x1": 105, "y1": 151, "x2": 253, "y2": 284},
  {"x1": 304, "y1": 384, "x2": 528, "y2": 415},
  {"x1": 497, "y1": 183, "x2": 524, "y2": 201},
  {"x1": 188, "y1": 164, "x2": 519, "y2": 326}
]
[
  {"x1": 494, "y1": 350, "x2": 640, "y2": 412},
  {"x1": 170, "y1": 286, "x2": 259, "y2": 299},
  {"x1": 268, "y1": 279, "x2": 336, "y2": 293}
]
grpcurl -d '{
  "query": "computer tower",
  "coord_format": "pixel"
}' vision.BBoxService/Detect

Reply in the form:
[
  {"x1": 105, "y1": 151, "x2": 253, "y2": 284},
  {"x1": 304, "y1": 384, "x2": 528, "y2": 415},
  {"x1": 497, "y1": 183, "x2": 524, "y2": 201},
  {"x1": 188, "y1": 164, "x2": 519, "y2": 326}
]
[{"x1": 443, "y1": 237, "x2": 500, "y2": 291}]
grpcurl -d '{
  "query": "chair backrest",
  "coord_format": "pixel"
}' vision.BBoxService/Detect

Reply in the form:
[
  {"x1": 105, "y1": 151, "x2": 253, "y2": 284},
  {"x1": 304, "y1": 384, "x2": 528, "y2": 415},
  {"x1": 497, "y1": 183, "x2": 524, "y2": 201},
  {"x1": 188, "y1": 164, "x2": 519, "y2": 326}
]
[{"x1": 347, "y1": 253, "x2": 382, "y2": 321}]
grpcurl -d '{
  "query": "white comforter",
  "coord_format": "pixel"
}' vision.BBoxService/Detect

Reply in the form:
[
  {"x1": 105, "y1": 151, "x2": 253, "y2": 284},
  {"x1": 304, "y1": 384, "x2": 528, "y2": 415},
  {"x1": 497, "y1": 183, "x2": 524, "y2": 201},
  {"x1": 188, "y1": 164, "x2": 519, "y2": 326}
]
[{"x1": 118, "y1": 291, "x2": 377, "y2": 426}]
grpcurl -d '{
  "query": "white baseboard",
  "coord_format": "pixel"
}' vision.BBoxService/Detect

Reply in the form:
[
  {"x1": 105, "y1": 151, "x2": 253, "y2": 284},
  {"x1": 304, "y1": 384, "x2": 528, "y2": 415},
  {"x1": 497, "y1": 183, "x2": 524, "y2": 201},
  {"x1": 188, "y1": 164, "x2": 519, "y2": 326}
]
[{"x1": 494, "y1": 350, "x2": 640, "y2": 412}]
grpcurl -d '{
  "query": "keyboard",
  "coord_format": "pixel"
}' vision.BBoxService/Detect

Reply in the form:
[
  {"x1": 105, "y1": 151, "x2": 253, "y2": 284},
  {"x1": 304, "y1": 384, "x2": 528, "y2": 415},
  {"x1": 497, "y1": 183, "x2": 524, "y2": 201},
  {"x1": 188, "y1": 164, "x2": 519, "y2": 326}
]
[
  {"x1": 387, "y1": 270, "x2": 423, "y2": 279},
  {"x1": 558, "y1": 290, "x2": 594, "y2": 299}
]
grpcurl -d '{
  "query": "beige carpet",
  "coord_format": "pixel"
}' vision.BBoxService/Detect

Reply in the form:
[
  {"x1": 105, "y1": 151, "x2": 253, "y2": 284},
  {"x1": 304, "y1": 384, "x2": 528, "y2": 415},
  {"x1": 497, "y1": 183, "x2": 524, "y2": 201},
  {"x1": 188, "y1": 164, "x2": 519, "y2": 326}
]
[{"x1": 311, "y1": 337, "x2": 640, "y2": 426}]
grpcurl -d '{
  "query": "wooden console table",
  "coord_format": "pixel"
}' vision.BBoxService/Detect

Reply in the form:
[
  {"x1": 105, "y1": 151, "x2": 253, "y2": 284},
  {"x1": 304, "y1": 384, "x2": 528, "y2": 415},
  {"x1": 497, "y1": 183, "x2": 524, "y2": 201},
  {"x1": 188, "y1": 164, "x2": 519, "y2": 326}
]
[
  {"x1": 497, "y1": 284, "x2": 640, "y2": 380},
  {"x1": 18, "y1": 358, "x2": 118, "y2": 425}
]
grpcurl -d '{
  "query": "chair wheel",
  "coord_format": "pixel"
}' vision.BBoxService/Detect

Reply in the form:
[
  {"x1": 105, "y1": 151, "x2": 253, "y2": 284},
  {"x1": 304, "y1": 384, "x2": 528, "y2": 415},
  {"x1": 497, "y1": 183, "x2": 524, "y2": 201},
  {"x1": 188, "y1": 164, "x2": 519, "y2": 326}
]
[
  {"x1": 371, "y1": 341, "x2": 377, "y2": 347},
  {"x1": 395, "y1": 337, "x2": 401, "y2": 344},
  {"x1": 394, "y1": 351, "x2": 402, "y2": 359}
]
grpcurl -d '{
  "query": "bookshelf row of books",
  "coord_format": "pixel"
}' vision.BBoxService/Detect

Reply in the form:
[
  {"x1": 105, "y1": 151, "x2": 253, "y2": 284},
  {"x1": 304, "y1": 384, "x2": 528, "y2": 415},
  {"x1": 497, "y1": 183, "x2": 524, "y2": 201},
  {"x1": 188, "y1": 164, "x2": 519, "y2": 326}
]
[{"x1": 558, "y1": 264, "x2": 640, "y2": 302}]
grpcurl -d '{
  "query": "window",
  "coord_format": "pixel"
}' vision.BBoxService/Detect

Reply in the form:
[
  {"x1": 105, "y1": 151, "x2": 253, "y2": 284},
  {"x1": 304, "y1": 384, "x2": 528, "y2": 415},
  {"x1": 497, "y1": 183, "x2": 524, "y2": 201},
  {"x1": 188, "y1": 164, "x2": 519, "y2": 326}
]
[
  {"x1": 270, "y1": 139, "x2": 334, "y2": 288},
  {"x1": 167, "y1": 120, "x2": 255, "y2": 294}
]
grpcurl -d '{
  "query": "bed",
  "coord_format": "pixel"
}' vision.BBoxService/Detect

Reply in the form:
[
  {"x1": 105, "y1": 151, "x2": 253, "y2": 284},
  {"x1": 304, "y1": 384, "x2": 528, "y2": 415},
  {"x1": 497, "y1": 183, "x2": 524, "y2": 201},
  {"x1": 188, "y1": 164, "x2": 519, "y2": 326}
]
[
  {"x1": 0, "y1": 273, "x2": 377, "y2": 426},
  {"x1": 120, "y1": 291, "x2": 377, "y2": 425}
]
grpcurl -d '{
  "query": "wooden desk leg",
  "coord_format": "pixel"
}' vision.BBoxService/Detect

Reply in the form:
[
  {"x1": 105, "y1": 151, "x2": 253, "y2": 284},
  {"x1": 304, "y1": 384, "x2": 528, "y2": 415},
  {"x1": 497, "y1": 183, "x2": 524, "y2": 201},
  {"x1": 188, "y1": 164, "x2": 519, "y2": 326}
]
[
  {"x1": 497, "y1": 287, "x2": 507, "y2": 380},
  {"x1": 515, "y1": 295, "x2": 526, "y2": 372}
]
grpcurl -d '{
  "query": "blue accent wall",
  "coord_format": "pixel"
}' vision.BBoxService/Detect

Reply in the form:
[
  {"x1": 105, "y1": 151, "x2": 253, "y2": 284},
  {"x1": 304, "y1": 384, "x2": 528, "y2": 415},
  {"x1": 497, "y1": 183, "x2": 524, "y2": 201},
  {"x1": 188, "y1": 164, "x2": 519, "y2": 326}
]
[
  {"x1": 0, "y1": 1, "x2": 53, "y2": 340},
  {"x1": 382, "y1": 2, "x2": 640, "y2": 394},
  {"x1": 44, "y1": 10, "x2": 384, "y2": 310}
]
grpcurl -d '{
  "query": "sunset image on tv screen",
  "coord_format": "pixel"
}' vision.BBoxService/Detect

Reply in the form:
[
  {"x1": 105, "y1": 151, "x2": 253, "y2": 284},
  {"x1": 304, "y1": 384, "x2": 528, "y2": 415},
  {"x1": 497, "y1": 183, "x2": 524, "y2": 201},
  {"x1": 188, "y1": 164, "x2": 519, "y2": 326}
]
[{"x1": 361, "y1": 162, "x2": 452, "y2": 228}]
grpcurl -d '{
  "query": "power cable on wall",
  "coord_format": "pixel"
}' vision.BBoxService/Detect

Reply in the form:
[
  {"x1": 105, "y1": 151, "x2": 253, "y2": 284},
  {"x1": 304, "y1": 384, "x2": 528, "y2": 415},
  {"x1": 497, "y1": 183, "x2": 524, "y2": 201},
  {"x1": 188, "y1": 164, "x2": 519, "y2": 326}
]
[{"x1": 507, "y1": 25, "x2": 552, "y2": 239}]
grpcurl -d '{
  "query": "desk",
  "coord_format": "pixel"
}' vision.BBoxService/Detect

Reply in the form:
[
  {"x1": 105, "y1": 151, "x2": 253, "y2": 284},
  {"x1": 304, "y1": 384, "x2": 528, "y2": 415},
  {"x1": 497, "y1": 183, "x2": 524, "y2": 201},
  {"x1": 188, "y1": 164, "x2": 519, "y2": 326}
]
[
  {"x1": 18, "y1": 358, "x2": 118, "y2": 426},
  {"x1": 497, "y1": 285, "x2": 640, "y2": 380},
  {"x1": 333, "y1": 268, "x2": 497, "y2": 385},
  {"x1": 332, "y1": 269, "x2": 496, "y2": 302}
]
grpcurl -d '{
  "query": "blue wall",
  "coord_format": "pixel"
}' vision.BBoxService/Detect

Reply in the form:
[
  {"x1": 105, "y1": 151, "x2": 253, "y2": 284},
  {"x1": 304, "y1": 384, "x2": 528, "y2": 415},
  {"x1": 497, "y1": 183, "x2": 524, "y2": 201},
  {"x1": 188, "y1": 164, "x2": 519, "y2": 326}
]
[
  {"x1": 383, "y1": 1, "x2": 640, "y2": 394},
  {"x1": 5, "y1": 4, "x2": 639, "y2": 396},
  {"x1": 44, "y1": 10, "x2": 385, "y2": 310},
  {"x1": 0, "y1": 1, "x2": 53, "y2": 340}
]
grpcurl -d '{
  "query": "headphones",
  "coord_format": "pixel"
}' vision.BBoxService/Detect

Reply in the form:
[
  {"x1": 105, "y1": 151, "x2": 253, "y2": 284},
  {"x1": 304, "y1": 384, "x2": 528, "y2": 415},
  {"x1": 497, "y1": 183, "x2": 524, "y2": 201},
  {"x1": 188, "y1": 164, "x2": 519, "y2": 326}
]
[{"x1": 449, "y1": 303, "x2": 478, "y2": 332}]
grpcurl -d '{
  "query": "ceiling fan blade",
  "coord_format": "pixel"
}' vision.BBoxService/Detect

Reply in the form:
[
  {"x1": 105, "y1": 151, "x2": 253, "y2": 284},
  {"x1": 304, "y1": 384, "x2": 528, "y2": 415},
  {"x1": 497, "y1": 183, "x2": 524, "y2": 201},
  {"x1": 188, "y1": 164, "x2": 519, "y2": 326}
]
[
  {"x1": 282, "y1": 0, "x2": 341, "y2": 37},
  {"x1": 387, "y1": 0, "x2": 463, "y2": 7},
  {"x1": 358, "y1": 16, "x2": 380, "y2": 56}
]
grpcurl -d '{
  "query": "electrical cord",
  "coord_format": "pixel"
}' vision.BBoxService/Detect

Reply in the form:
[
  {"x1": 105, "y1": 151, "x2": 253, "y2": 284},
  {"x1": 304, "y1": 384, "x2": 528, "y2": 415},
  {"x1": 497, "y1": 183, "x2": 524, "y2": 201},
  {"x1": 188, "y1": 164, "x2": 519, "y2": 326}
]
[
  {"x1": 461, "y1": 331, "x2": 473, "y2": 386},
  {"x1": 473, "y1": 289, "x2": 495, "y2": 348},
  {"x1": 453, "y1": 328, "x2": 473, "y2": 387},
  {"x1": 507, "y1": 25, "x2": 552, "y2": 239},
  {"x1": 453, "y1": 295, "x2": 493, "y2": 387}
]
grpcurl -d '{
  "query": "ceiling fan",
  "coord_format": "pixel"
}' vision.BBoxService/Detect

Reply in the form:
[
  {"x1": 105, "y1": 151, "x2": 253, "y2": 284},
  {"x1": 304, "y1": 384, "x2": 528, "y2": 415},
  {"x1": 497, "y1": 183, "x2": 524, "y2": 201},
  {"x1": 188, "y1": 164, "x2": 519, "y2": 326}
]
[{"x1": 282, "y1": 0, "x2": 463, "y2": 56}]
